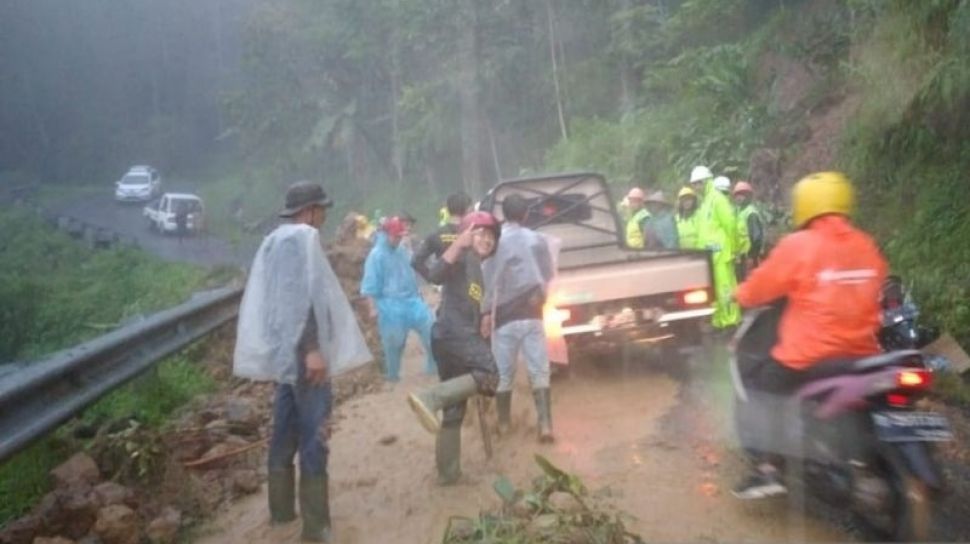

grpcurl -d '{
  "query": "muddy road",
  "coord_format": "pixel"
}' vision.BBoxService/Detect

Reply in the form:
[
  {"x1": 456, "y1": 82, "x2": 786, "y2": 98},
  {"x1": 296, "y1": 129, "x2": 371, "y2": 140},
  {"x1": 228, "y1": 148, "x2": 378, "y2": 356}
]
[{"x1": 192, "y1": 342, "x2": 861, "y2": 543}]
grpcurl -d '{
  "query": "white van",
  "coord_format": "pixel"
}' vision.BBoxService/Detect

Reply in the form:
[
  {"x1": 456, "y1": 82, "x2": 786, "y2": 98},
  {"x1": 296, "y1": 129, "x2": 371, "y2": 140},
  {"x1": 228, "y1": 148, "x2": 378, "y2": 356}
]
[{"x1": 144, "y1": 193, "x2": 205, "y2": 234}]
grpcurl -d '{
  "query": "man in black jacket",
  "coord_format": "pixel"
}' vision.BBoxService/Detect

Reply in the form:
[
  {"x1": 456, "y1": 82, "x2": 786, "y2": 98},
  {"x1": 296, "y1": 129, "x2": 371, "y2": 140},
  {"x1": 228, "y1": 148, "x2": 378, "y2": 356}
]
[
  {"x1": 407, "y1": 211, "x2": 501, "y2": 485},
  {"x1": 412, "y1": 193, "x2": 473, "y2": 283}
]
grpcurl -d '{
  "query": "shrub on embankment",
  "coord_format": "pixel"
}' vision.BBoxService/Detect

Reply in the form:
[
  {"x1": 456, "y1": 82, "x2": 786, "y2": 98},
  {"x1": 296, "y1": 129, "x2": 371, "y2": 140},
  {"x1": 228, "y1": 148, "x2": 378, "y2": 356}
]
[{"x1": 0, "y1": 207, "x2": 229, "y2": 524}]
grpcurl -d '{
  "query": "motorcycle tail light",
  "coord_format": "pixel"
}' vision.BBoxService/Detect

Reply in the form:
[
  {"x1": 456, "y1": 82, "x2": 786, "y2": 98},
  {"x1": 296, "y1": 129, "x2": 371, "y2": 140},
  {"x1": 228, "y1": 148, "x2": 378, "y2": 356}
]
[{"x1": 896, "y1": 368, "x2": 932, "y2": 389}]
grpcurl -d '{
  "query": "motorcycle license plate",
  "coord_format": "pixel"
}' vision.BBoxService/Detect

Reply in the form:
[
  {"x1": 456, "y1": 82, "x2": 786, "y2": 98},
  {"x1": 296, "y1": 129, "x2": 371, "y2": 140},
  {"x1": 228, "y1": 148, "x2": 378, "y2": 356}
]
[{"x1": 872, "y1": 411, "x2": 954, "y2": 442}]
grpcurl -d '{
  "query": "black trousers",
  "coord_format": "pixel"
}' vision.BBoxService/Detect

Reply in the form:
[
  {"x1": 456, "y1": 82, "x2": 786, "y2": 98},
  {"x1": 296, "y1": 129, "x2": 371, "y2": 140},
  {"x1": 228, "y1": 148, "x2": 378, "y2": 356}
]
[
  {"x1": 735, "y1": 342, "x2": 814, "y2": 462},
  {"x1": 430, "y1": 330, "x2": 498, "y2": 427}
]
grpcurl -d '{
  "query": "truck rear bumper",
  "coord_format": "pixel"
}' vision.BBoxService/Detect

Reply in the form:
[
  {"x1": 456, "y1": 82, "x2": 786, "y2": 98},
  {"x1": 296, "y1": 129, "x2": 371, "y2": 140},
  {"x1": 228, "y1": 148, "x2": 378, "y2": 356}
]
[
  {"x1": 560, "y1": 307, "x2": 713, "y2": 336},
  {"x1": 554, "y1": 309, "x2": 711, "y2": 363}
]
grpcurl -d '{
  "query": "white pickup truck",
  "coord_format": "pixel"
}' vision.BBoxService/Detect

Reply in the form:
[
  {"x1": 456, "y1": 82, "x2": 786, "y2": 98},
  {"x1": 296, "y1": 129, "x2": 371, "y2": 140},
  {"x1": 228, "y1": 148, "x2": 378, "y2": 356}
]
[
  {"x1": 143, "y1": 193, "x2": 205, "y2": 235},
  {"x1": 480, "y1": 172, "x2": 714, "y2": 367}
]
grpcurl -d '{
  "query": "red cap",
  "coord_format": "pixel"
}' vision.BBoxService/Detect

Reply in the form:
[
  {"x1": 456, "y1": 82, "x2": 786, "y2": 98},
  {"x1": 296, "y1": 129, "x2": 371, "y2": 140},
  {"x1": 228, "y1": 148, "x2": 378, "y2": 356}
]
[
  {"x1": 383, "y1": 216, "x2": 408, "y2": 237},
  {"x1": 459, "y1": 210, "x2": 498, "y2": 232}
]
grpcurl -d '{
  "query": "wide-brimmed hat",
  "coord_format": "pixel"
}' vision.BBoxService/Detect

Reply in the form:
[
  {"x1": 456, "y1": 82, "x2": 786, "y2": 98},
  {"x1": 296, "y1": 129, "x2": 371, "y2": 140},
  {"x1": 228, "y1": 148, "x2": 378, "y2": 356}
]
[{"x1": 279, "y1": 181, "x2": 333, "y2": 217}]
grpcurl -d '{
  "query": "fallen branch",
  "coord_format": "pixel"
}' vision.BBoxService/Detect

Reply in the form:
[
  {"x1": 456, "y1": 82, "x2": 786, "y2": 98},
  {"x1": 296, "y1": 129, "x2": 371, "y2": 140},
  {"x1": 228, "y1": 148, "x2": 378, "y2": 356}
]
[{"x1": 183, "y1": 438, "x2": 268, "y2": 469}]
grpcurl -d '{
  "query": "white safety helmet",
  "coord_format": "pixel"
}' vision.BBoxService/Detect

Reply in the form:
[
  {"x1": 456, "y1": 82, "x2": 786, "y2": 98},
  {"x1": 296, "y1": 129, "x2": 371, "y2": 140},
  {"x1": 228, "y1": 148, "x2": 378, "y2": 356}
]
[
  {"x1": 713, "y1": 176, "x2": 731, "y2": 193},
  {"x1": 689, "y1": 165, "x2": 713, "y2": 184}
]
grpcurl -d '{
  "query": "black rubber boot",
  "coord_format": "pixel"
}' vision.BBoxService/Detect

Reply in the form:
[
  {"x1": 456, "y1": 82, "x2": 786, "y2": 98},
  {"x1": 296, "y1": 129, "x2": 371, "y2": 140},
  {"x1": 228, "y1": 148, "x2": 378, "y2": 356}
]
[
  {"x1": 299, "y1": 474, "x2": 331, "y2": 542},
  {"x1": 268, "y1": 466, "x2": 296, "y2": 524},
  {"x1": 496, "y1": 391, "x2": 512, "y2": 434},
  {"x1": 407, "y1": 374, "x2": 479, "y2": 434},
  {"x1": 436, "y1": 424, "x2": 462, "y2": 485},
  {"x1": 533, "y1": 388, "x2": 554, "y2": 443}
]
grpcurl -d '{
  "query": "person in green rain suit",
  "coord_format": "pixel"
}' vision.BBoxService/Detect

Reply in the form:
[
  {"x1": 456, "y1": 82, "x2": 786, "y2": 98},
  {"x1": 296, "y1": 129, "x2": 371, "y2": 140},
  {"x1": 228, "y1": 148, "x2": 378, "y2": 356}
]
[
  {"x1": 731, "y1": 181, "x2": 765, "y2": 281},
  {"x1": 675, "y1": 186, "x2": 701, "y2": 249},
  {"x1": 688, "y1": 166, "x2": 741, "y2": 329}
]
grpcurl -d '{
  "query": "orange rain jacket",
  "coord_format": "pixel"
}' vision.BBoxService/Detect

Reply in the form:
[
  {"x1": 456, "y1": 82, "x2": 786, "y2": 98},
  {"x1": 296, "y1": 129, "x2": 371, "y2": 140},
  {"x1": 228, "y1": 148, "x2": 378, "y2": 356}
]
[{"x1": 735, "y1": 215, "x2": 888, "y2": 370}]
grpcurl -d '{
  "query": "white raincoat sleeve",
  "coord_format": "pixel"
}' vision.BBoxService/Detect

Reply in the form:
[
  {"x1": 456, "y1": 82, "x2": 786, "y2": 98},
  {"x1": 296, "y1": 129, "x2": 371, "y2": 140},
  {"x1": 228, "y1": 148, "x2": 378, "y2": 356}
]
[
  {"x1": 234, "y1": 225, "x2": 372, "y2": 385},
  {"x1": 304, "y1": 228, "x2": 372, "y2": 376}
]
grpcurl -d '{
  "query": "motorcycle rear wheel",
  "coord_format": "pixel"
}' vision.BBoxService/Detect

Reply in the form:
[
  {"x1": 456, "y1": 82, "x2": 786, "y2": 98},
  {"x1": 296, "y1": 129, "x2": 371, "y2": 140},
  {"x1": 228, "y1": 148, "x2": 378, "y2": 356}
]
[{"x1": 855, "y1": 451, "x2": 932, "y2": 542}]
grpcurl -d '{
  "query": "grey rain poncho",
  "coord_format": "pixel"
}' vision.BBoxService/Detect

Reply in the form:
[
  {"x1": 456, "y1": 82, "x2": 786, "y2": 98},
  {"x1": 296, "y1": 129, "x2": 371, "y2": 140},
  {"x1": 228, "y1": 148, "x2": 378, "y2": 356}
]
[
  {"x1": 481, "y1": 224, "x2": 560, "y2": 317},
  {"x1": 234, "y1": 224, "x2": 372, "y2": 385}
]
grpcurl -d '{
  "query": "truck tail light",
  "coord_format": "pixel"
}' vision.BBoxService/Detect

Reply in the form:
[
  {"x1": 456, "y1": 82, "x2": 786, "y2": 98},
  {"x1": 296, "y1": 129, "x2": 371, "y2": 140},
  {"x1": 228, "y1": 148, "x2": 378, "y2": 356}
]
[
  {"x1": 543, "y1": 306, "x2": 571, "y2": 337},
  {"x1": 681, "y1": 288, "x2": 710, "y2": 306}
]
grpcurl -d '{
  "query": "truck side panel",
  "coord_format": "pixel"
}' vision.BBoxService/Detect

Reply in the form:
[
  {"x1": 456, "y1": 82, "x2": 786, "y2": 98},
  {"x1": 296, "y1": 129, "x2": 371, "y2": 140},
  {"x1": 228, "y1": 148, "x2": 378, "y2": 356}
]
[{"x1": 552, "y1": 252, "x2": 712, "y2": 306}]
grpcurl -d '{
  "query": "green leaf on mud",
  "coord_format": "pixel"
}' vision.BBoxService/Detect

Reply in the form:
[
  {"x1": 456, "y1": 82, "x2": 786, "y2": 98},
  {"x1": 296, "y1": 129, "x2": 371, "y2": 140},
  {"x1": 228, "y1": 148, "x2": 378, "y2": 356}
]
[
  {"x1": 492, "y1": 475, "x2": 518, "y2": 504},
  {"x1": 534, "y1": 454, "x2": 587, "y2": 496}
]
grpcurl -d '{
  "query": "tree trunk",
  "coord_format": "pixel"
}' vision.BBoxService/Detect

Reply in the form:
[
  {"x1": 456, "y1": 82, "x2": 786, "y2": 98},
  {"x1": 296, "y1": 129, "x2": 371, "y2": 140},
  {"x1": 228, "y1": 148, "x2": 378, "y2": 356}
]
[
  {"x1": 457, "y1": 0, "x2": 483, "y2": 196},
  {"x1": 424, "y1": 159, "x2": 438, "y2": 197},
  {"x1": 487, "y1": 118, "x2": 502, "y2": 181},
  {"x1": 212, "y1": 1, "x2": 226, "y2": 132},
  {"x1": 618, "y1": 0, "x2": 636, "y2": 114},
  {"x1": 390, "y1": 17, "x2": 404, "y2": 188},
  {"x1": 545, "y1": 0, "x2": 569, "y2": 141}
]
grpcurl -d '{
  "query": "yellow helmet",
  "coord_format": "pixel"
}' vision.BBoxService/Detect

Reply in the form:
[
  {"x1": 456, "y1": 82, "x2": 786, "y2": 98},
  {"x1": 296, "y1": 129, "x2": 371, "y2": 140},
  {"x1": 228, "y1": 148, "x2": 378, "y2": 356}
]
[
  {"x1": 792, "y1": 171, "x2": 855, "y2": 228},
  {"x1": 677, "y1": 186, "x2": 696, "y2": 199}
]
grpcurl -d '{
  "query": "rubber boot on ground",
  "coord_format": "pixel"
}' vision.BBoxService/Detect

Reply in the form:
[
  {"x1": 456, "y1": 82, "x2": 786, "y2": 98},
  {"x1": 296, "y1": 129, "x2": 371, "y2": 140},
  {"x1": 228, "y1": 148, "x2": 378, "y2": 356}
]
[
  {"x1": 533, "y1": 388, "x2": 554, "y2": 443},
  {"x1": 436, "y1": 424, "x2": 462, "y2": 485},
  {"x1": 299, "y1": 474, "x2": 331, "y2": 542},
  {"x1": 496, "y1": 391, "x2": 512, "y2": 434},
  {"x1": 268, "y1": 467, "x2": 296, "y2": 524},
  {"x1": 407, "y1": 374, "x2": 479, "y2": 434}
]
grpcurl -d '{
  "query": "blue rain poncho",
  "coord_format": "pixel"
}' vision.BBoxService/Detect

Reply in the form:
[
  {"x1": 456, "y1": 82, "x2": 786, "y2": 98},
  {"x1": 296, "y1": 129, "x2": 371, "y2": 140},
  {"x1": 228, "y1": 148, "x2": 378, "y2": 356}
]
[
  {"x1": 361, "y1": 234, "x2": 435, "y2": 380},
  {"x1": 643, "y1": 209, "x2": 679, "y2": 249},
  {"x1": 234, "y1": 224, "x2": 372, "y2": 385}
]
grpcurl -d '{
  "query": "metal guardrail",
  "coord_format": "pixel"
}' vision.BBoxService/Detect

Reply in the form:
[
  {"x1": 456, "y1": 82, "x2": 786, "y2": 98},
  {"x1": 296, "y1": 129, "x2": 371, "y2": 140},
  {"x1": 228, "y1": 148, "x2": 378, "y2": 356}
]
[{"x1": 0, "y1": 286, "x2": 243, "y2": 463}]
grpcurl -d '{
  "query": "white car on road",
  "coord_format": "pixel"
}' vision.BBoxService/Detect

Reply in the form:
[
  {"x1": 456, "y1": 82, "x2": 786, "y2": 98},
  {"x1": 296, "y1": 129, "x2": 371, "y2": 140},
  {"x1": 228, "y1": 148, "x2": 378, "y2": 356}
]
[
  {"x1": 114, "y1": 166, "x2": 162, "y2": 202},
  {"x1": 144, "y1": 193, "x2": 205, "y2": 234}
]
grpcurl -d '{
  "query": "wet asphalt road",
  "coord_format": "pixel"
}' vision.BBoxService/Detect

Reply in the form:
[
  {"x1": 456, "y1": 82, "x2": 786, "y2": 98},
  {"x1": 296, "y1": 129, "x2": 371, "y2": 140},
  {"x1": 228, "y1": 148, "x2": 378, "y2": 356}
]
[{"x1": 49, "y1": 186, "x2": 255, "y2": 268}]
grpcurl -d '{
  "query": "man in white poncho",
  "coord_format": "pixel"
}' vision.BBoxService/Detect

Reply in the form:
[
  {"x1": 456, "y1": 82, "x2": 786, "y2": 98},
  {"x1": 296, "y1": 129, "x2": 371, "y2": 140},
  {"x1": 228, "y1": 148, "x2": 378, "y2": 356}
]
[{"x1": 234, "y1": 181, "x2": 371, "y2": 543}]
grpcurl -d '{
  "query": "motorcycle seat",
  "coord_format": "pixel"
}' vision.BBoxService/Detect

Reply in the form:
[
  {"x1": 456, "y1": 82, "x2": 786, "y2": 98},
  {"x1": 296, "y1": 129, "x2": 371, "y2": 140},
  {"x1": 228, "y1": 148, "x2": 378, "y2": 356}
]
[
  {"x1": 850, "y1": 349, "x2": 922, "y2": 372},
  {"x1": 800, "y1": 350, "x2": 922, "y2": 382}
]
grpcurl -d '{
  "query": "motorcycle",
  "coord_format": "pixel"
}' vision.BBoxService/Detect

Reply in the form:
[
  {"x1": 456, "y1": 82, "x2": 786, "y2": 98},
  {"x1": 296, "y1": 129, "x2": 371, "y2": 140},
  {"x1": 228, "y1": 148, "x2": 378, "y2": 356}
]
[{"x1": 729, "y1": 301, "x2": 952, "y2": 541}]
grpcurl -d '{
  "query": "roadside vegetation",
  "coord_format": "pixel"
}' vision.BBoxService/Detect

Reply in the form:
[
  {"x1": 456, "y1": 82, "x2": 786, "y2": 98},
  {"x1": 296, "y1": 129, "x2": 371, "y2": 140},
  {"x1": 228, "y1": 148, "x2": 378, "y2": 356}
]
[
  {"x1": 1, "y1": 0, "x2": 967, "y2": 530},
  {"x1": 840, "y1": 0, "x2": 970, "y2": 348},
  {"x1": 543, "y1": 0, "x2": 970, "y2": 350},
  {"x1": 0, "y1": 208, "x2": 225, "y2": 523}
]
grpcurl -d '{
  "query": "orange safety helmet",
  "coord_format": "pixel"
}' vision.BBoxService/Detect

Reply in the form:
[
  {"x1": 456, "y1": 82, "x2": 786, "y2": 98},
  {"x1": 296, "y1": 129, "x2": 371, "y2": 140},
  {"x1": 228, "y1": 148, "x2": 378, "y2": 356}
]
[{"x1": 732, "y1": 181, "x2": 754, "y2": 195}]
